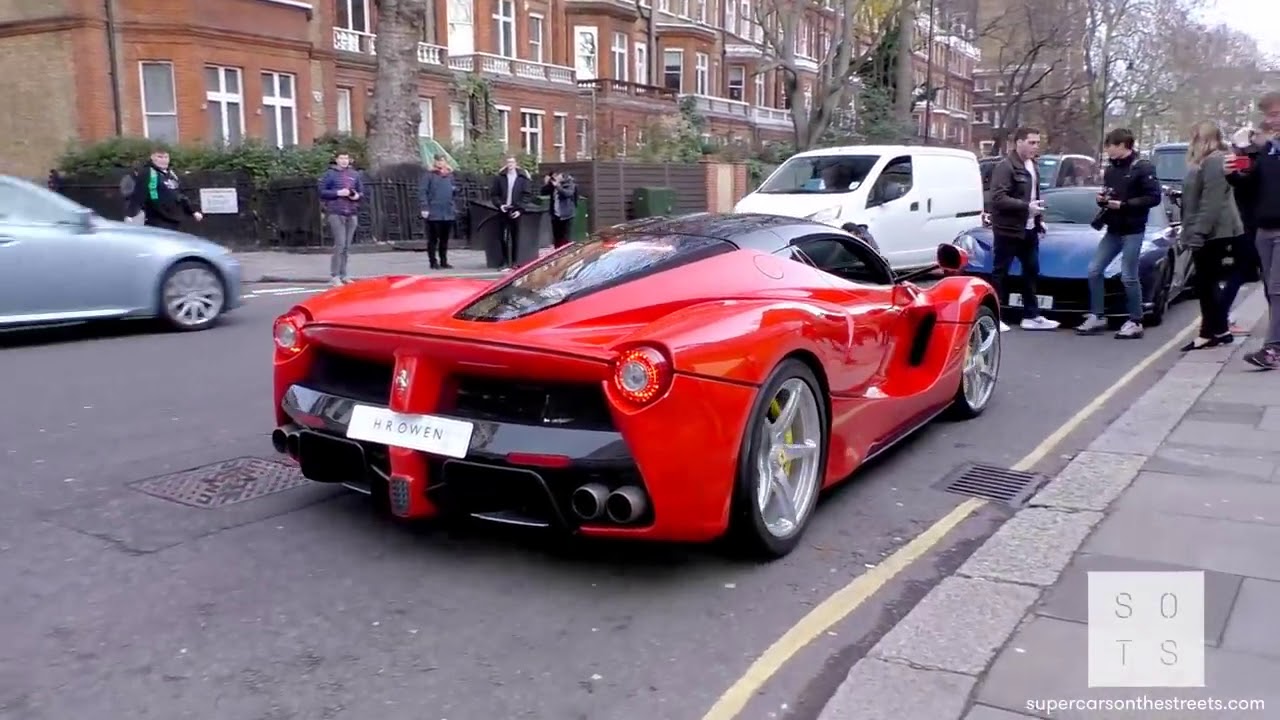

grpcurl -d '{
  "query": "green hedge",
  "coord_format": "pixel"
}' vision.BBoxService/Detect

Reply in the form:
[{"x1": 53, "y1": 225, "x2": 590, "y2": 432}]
[
  {"x1": 57, "y1": 134, "x2": 368, "y2": 185},
  {"x1": 57, "y1": 133, "x2": 538, "y2": 184}
]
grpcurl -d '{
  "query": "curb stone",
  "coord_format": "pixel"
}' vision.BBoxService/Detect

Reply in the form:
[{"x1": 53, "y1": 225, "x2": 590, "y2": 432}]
[{"x1": 815, "y1": 287, "x2": 1270, "y2": 720}]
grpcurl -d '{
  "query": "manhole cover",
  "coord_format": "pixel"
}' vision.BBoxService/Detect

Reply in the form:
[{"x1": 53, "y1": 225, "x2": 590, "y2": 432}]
[
  {"x1": 935, "y1": 463, "x2": 1048, "y2": 507},
  {"x1": 131, "y1": 457, "x2": 307, "y2": 508}
]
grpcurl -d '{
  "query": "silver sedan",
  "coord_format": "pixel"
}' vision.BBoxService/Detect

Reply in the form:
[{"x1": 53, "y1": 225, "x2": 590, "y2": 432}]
[{"x1": 0, "y1": 174, "x2": 242, "y2": 332}]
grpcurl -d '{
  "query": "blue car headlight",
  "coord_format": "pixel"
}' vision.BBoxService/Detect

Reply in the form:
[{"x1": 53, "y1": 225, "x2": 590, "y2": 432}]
[{"x1": 1104, "y1": 239, "x2": 1159, "y2": 275}]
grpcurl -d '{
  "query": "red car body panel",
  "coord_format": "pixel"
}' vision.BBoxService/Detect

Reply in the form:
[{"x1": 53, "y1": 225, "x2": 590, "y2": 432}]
[{"x1": 272, "y1": 222, "x2": 995, "y2": 543}]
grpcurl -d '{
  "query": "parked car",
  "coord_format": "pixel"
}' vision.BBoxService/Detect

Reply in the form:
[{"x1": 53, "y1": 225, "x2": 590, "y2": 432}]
[
  {"x1": 270, "y1": 213, "x2": 998, "y2": 558},
  {"x1": 733, "y1": 145, "x2": 985, "y2": 270},
  {"x1": 0, "y1": 174, "x2": 242, "y2": 332},
  {"x1": 951, "y1": 186, "x2": 1192, "y2": 326},
  {"x1": 1151, "y1": 142, "x2": 1189, "y2": 191}
]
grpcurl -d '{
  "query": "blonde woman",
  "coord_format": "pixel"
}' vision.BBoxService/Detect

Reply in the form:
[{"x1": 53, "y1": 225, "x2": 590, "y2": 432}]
[{"x1": 1180, "y1": 121, "x2": 1244, "y2": 351}]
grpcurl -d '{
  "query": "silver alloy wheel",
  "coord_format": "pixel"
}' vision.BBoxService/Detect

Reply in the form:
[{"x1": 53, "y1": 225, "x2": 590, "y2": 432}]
[
  {"x1": 963, "y1": 314, "x2": 1000, "y2": 411},
  {"x1": 754, "y1": 378, "x2": 823, "y2": 539},
  {"x1": 163, "y1": 265, "x2": 224, "y2": 327}
]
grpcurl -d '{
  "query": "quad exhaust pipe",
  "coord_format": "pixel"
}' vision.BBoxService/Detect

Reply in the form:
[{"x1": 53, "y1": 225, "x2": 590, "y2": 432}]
[
  {"x1": 604, "y1": 486, "x2": 647, "y2": 524},
  {"x1": 570, "y1": 484, "x2": 648, "y2": 524},
  {"x1": 570, "y1": 483, "x2": 609, "y2": 521},
  {"x1": 272, "y1": 424, "x2": 301, "y2": 458}
]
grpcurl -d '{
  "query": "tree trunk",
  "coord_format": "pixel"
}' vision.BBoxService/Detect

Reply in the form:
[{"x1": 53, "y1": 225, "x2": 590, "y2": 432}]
[
  {"x1": 893, "y1": 2, "x2": 915, "y2": 124},
  {"x1": 366, "y1": 0, "x2": 428, "y2": 172}
]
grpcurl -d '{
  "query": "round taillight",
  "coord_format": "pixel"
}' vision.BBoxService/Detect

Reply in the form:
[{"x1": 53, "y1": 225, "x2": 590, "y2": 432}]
[
  {"x1": 274, "y1": 321, "x2": 298, "y2": 350},
  {"x1": 612, "y1": 346, "x2": 670, "y2": 404}
]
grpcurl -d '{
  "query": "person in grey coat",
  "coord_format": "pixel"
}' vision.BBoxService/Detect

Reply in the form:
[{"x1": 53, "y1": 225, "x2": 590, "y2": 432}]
[
  {"x1": 541, "y1": 170, "x2": 579, "y2": 248},
  {"x1": 1180, "y1": 122, "x2": 1244, "y2": 351},
  {"x1": 419, "y1": 154, "x2": 456, "y2": 269}
]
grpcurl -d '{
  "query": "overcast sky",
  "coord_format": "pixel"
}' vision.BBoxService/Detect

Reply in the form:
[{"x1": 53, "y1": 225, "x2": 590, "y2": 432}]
[{"x1": 1198, "y1": 0, "x2": 1280, "y2": 61}]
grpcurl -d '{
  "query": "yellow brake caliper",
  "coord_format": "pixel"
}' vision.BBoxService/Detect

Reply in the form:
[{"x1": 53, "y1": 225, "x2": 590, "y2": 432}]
[{"x1": 769, "y1": 398, "x2": 795, "y2": 474}]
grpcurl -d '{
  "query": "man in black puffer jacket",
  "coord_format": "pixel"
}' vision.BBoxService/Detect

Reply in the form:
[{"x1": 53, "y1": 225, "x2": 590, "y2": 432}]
[{"x1": 1076, "y1": 128, "x2": 1161, "y2": 339}]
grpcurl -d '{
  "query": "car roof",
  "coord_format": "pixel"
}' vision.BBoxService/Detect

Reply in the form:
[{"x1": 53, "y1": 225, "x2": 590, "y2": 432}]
[
  {"x1": 788, "y1": 145, "x2": 977, "y2": 160},
  {"x1": 603, "y1": 212, "x2": 873, "y2": 255},
  {"x1": 1152, "y1": 142, "x2": 1188, "y2": 150}
]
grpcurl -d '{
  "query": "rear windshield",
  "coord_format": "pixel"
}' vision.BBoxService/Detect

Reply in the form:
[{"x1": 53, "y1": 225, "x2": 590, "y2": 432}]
[
  {"x1": 455, "y1": 234, "x2": 734, "y2": 321},
  {"x1": 756, "y1": 154, "x2": 879, "y2": 194},
  {"x1": 1152, "y1": 148, "x2": 1186, "y2": 182}
]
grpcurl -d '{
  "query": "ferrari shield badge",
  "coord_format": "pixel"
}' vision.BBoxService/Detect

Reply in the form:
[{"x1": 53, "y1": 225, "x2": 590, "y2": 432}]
[{"x1": 394, "y1": 368, "x2": 410, "y2": 393}]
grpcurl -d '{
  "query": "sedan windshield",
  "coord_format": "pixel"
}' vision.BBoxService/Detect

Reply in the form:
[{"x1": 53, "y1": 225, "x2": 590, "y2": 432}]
[
  {"x1": 1041, "y1": 189, "x2": 1167, "y2": 228},
  {"x1": 756, "y1": 155, "x2": 879, "y2": 194}
]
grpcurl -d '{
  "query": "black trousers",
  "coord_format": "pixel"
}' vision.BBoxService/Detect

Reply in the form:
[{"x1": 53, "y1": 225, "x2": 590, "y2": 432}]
[
  {"x1": 426, "y1": 220, "x2": 451, "y2": 265},
  {"x1": 992, "y1": 228, "x2": 1042, "y2": 318},
  {"x1": 499, "y1": 215, "x2": 519, "y2": 266},
  {"x1": 1192, "y1": 240, "x2": 1230, "y2": 338},
  {"x1": 551, "y1": 215, "x2": 573, "y2": 248}
]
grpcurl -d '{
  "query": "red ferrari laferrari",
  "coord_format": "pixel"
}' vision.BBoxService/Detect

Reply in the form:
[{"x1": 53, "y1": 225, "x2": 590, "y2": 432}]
[{"x1": 271, "y1": 213, "x2": 1001, "y2": 558}]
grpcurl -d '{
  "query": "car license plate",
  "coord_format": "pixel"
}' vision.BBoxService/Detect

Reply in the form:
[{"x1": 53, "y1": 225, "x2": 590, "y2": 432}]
[
  {"x1": 1007, "y1": 294, "x2": 1055, "y2": 310},
  {"x1": 345, "y1": 405, "x2": 474, "y2": 459}
]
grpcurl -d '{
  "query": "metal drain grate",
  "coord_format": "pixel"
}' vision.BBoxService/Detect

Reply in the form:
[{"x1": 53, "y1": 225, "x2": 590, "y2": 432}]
[
  {"x1": 935, "y1": 463, "x2": 1048, "y2": 506},
  {"x1": 131, "y1": 457, "x2": 307, "y2": 508}
]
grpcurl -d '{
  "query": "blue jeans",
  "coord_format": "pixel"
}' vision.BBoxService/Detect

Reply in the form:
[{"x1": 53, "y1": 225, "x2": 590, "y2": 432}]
[{"x1": 1087, "y1": 232, "x2": 1144, "y2": 322}]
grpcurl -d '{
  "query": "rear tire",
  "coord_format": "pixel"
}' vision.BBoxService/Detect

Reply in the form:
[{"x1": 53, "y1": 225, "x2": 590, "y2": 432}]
[
  {"x1": 947, "y1": 305, "x2": 1001, "y2": 419},
  {"x1": 728, "y1": 359, "x2": 830, "y2": 560}
]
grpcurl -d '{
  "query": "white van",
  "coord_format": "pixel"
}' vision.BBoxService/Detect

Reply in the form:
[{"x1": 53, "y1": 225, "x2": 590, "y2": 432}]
[{"x1": 733, "y1": 145, "x2": 985, "y2": 269}]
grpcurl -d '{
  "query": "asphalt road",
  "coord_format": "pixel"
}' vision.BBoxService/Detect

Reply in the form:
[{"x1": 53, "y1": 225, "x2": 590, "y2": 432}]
[{"x1": 0, "y1": 286, "x2": 1206, "y2": 720}]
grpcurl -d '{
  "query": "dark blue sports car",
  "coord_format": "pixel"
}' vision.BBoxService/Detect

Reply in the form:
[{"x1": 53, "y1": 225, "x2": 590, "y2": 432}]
[{"x1": 952, "y1": 186, "x2": 1193, "y2": 326}]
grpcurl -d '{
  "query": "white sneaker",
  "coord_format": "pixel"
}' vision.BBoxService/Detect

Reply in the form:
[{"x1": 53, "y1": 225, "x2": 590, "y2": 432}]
[
  {"x1": 1075, "y1": 314, "x2": 1108, "y2": 335},
  {"x1": 999, "y1": 321, "x2": 1011, "y2": 332},
  {"x1": 1115, "y1": 320, "x2": 1144, "y2": 339},
  {"x1": 1020, "y1": 316, "x2": 1060, "y2": 331},
  {"x1": 329, "y1": 277, "x2": 343, "y2": 287}
]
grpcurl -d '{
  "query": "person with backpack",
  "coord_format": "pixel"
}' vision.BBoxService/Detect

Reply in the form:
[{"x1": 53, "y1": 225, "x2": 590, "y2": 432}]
[{"x1": 122, "y1": 147, "x2": 203, "y2": 230}]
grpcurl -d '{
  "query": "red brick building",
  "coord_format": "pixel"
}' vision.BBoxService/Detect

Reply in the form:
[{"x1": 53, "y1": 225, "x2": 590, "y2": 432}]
[
  {"x1": 0, "y1": 0, "x2": 834, "y2": 176},
  {"x1": 909, "y1": 9, "x2": 980, "y2": 148}
]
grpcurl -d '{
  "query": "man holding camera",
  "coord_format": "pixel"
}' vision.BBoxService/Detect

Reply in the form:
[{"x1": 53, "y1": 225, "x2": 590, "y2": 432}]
[
  {"x1": 988, "y1": 127, "x2": 1060, "y2": 332},
  {"x1": 1076, "y1": 128, "x2": 1162, "y2": 339}
]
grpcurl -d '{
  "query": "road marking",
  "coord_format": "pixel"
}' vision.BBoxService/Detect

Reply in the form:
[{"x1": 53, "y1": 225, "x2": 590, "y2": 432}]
[
  {"x1": 699, "y1": 312, "x2": 1202, "y2": 720},
  {"x1": 242, "y1": 288, "x2": 322, "y2": 300}
]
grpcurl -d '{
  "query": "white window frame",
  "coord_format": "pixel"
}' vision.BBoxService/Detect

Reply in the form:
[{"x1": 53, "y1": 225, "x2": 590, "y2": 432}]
[
  {"x1": 418, "y1": 97, "x2": 434, "y2": 137},
  {"x1": 494, "y1": 105, "x2": 512, "y2": 149},
  {"x1": 336, "y1": 0, "x2": 371, "y2": 32},
  {"x1": 726, "y1": 66, "x2": 745, "y2": 101},
  {"x1": 754, "y1": 72, "x2": 764, "y2": 106},
  {"x1": 139, "y1": 61, "x2": 178, "y2": 142},
  {"x1": 694, "y1": 52, "x2": 709, "y2": 95},
  {"x1": 528, "y1": 13, "x2": 544, "y2": 63},
  {"x1": 662, "y1": 49, "x2": 683, "y2": 92},
  {"x1": 204, "y1": 65, "x2": 244, "y2": 146},
  {"x1": 261, "y1": 71, "x2": 298, "y2": 148},
  {"x1": 336, "y1": 87, "x2": 353, "y2": 133},
  {"x1": 450, "y1": 102, "x2": 466, "y2": 143},
  {"x1": 611, "y1": 31, "x2": 628, "y2": 82},
  {"x1": 635, "y1": 43, "x2": 648, "y2": 85},
  {"x1": 553, "y1": 112, "x2": 568, "y2": 162},
  {"x1": 520, "y1": 109, "x2": 544, "y2": 160},
  {"x1": 576, "y1": 116, "x2": 590, "y2": 159},
  {"x1": 493, "y1": 0, "x2": 516, "y2": 58}
]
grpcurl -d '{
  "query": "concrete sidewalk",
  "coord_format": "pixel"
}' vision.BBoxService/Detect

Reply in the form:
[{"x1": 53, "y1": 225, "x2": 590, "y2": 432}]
[
  {"x1": 819, "y1": 288, "x2": 1278, "y2": 719},
  {"x1": 236, "y1": 248, "x2": 516, "y2": 283}
]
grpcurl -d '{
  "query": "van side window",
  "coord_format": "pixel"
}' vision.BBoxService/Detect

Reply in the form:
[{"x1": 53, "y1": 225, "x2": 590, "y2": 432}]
[{"x1": 868, "y1": 156, "x2": 913, "y2": 208}]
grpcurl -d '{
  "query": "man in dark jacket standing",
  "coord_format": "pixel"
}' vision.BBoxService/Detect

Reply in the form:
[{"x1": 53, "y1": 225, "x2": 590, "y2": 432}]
[
  {"x1": 490, "y1": 157, "x2": 530, "y2": 269},
  {"x1": 1076, "y1": 128, "x2": 1162, "y2": 339},
  {"x1": 124, "y1": 147, "x2": 203, "y2": 230},
  {"x1": 419, "y1": 153, "x2": 456, "y2": 270},
  {"x1": 988, "y1": 127, "x2": 1060, "y2": 332},
  {"x1": 317, "y1": 152, "x2": 363, "y2": 285},
  {"x1": 1227, "y1": 92, "x2": 1280, "y2": 369},
  {"x1": 541, "y1": 170, "x2": 578, "y2": 248}
]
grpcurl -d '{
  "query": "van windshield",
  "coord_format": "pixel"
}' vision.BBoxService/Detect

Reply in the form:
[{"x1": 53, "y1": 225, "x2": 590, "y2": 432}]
[
  {"x1": 1152, "y1": 149, "x2": 1187, "y2": 182},
  {"x1": 756, "y1": 155, "x2": 879, "y2": 194}
]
